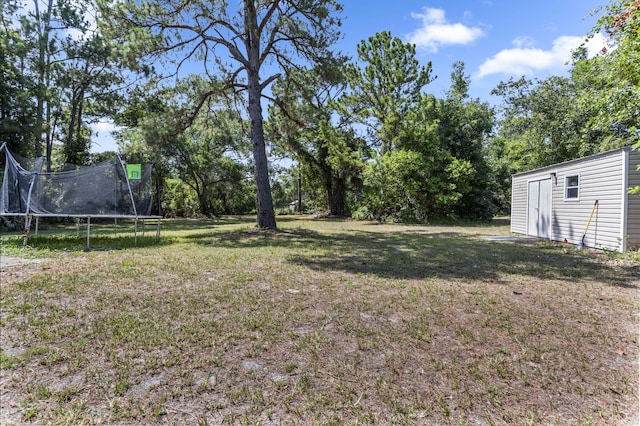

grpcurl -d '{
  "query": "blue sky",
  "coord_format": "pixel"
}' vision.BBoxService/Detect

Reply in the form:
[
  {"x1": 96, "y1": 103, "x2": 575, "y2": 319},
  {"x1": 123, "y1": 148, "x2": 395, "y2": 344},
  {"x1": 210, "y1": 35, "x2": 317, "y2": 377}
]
[
  {"x1": 92, "y1": 0, "x2": 608, "y2": 152},
  {"x1": 337, "y1": 0, "x2": 607, "y2": 99}
]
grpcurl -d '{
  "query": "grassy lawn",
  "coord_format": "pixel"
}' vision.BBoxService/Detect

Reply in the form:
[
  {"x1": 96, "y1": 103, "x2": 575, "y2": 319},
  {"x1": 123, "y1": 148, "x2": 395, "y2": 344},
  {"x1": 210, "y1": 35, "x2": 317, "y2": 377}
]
[{"x1": 1, "y1": 216, "x2": 638, "y2": 425}]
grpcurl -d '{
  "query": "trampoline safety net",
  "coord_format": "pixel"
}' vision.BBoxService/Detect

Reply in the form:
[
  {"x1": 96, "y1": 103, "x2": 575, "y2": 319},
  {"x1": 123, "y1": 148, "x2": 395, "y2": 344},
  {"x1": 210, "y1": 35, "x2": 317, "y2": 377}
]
[{"x1": 0, "y1": 143, "x2": 154, "y2": 217}]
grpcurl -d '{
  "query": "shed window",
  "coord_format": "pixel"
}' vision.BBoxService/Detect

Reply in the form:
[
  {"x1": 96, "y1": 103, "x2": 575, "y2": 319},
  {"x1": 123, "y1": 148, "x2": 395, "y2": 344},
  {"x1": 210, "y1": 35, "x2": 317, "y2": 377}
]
[{"x1": 565, "y1": 175, "x2": 579, "y2": 199}]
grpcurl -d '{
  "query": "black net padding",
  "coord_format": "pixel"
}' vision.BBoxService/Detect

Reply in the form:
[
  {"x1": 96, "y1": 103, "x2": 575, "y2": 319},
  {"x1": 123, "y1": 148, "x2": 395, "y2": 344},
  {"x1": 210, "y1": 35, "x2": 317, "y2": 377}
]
[{"x1": 1, "y1": 146, "x2": 154, "y2": 217}]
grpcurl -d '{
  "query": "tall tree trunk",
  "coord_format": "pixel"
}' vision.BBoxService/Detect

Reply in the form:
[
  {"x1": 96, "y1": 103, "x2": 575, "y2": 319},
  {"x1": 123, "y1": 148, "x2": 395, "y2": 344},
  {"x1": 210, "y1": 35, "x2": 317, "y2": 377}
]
[
  {"x1": 317, "y1": 136, "x2": 347, "y2": 216},
  {"x1": 45, "y1": 96, "x2": 52, "y2": 171},
  {"x1": 33, "y1": 0, "x2": 54, "y2": 158},
  {"x1": 66, "y1": 90, "x2": 79, "y2": 162},
  {"x1": 245, "y1": 0, "x2": 276, "y2": 229},
  {"x1": 198, "y1": 188, "x2": 209, "y2": 216},
  {"x1": 297, "y1": 167, "x2": 302, "y2": 213},
  {"x1": 248, "y1": 80, "x2": 276, "y2": 228},
  {"x1": 324, "y1": 169, "x2": 347, "y2": 216},
  {"x1": 220, "y1": 190, "x2": 228, "y2": 215},
  {"x1": 76, "y1": 95, "x2": 84, "y2": 143}
]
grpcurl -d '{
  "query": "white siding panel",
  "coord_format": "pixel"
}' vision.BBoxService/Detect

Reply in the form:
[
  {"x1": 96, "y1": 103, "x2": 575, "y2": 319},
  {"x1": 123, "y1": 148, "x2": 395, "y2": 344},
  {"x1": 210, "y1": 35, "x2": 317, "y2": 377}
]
[{"x1": 510, "y1": 175, "x2": 529, "y2": 234}]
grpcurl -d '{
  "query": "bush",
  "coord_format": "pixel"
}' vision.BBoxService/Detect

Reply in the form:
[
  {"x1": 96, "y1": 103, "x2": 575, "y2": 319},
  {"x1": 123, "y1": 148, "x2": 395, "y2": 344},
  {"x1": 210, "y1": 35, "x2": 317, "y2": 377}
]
[{"x1": 161, "y1": 179, "x2": 199, "y2": 217}]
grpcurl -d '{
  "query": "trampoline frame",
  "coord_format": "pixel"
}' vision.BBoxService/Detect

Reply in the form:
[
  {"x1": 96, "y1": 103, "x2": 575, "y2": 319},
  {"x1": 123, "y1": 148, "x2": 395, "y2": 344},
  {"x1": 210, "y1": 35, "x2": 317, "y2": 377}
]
[
  {"x1": 1, "y1": 142, "x2": 162, "y2": 250},
  {"x1": 1, "y1": 213, "x2": 162, "y2": 249}
]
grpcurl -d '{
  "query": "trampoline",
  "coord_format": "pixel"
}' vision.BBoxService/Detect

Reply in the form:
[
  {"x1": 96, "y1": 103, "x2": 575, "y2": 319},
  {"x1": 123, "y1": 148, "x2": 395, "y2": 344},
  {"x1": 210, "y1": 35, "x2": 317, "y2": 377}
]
[{"x1": 1, "y1": 142, "x2": 161, "y2": 249}]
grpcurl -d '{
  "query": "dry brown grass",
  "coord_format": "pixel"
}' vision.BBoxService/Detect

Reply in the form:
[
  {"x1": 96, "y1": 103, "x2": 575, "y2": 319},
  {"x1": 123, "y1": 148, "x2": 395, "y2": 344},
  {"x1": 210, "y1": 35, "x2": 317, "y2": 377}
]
[{"x1": 1, "y1": 216, "x2": 638, "y2": 425}]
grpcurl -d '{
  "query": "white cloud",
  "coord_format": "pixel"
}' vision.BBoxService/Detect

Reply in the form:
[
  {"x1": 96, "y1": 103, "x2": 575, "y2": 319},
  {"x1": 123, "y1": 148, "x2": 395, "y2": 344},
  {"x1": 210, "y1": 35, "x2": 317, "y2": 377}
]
[
  {"x1": 90, "y1": 120, "x2": 121, "y2": 153},
  {"x1": 94, "y1": 120, "x2": 120, "y2": 133},
  {"x1": 512, "y1": 36, "x2": 536, "y2": 48},
  {"x1": 406, "y1": 8, "x2": 485, "y2": 52},
  {"x1": 477, "y1": 33, "x2": 608, "y2": 79}
]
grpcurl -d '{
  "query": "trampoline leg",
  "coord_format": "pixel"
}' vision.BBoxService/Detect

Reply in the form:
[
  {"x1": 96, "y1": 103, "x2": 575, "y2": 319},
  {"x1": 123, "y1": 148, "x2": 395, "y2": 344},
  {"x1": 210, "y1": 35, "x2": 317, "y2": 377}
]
[
  {"x1": 35, "y1": 217, "x2": 39, "y2": 235},
  {"x1": 156, "y1": 219, "x2": 161, "y2": 239},
  {"x1": 86, "y1": 217, "x2": 91, "y2": 251},
  {"x1": 22, "y1": 215, "x2": 32, "y2": 247},
  {"x1": 134, "y1": 218, "x2": 138, "y2": 247}
]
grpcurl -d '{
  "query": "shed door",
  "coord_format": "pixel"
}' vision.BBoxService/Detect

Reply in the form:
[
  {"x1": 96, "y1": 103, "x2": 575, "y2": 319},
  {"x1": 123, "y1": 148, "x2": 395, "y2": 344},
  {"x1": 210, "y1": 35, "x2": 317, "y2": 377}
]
[{"x1": 527, "y1": 179, "x2": 552, "y2": 239}]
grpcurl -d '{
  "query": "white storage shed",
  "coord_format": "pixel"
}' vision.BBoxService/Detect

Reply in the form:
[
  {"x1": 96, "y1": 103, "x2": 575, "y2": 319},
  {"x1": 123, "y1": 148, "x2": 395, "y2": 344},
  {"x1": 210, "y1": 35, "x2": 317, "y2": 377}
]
[{"x1": 511, "y1": 147, "x2": 640, "y2": 252}]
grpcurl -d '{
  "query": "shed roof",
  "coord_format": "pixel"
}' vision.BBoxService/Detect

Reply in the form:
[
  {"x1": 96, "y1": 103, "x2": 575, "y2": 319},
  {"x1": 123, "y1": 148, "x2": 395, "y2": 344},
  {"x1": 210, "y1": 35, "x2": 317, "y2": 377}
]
[{"x1": 512, "y1": 146, "x2": 634, "y2": 178}]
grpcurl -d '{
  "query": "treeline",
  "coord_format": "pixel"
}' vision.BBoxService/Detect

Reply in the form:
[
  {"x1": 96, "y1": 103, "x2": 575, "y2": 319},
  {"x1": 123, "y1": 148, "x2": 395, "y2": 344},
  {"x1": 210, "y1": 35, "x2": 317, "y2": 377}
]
[{"x1": 1, "y1": 1, "x2": 637, "y2": 223}]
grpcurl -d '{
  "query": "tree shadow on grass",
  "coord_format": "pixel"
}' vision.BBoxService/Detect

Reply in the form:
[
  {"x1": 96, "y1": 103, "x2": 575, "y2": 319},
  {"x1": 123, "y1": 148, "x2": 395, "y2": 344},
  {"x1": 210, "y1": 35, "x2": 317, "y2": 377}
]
[
  {"x1": 190, "y1": 227, "x2": 639, "y2": 288},
  {"x1": 158, "y1": 216, "x2": 251, "y2": 231},
  {"x1": 7, "y1": 216, "x2": 637, "y2": 287}
]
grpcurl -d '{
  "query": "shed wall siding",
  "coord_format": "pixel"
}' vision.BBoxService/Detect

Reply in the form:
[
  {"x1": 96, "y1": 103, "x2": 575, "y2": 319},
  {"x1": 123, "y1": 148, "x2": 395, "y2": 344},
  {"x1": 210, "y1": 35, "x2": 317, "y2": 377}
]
[
  {"x1": 627, "y1": 150, "x2": 640, "y2": 250},
  {"x1": 511, "y1": 149, "x2": 635, "y2": 251},
  {"x1": 550, "y1": 152, "x2": 624, "y2": 251}
]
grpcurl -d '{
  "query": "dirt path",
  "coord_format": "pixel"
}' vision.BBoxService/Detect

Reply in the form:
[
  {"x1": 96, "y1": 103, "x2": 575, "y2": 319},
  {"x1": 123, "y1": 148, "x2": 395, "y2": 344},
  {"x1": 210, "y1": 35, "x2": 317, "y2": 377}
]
[{"x1": 1, "y1": 257, "x2": 48, "y2": 267}]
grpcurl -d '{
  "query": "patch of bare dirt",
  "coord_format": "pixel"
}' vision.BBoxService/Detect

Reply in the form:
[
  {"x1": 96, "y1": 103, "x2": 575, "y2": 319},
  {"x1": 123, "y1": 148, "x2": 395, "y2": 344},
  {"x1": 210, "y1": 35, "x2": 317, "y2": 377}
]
[{"x1": 0, "y1": 257, "x2": 51, "y2": 285}]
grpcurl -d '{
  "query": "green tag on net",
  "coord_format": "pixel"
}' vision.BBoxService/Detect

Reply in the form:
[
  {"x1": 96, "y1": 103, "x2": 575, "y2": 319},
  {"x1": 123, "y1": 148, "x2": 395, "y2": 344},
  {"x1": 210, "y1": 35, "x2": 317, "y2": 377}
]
[{"x1": 126, "y1": 164, "x2": 142, "y2": 180}]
